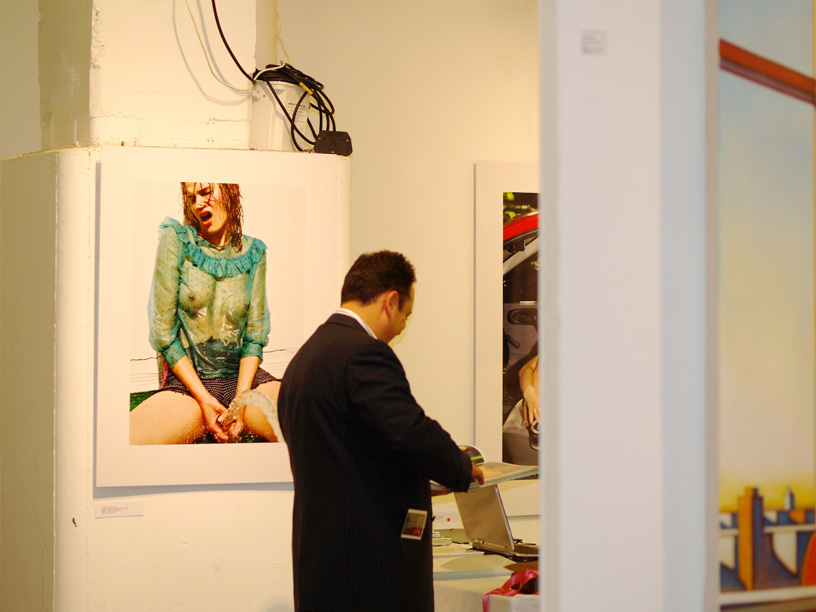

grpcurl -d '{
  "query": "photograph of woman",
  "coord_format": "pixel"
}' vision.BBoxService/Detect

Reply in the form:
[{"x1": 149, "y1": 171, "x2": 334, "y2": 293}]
[{"x1": 129, "y1": 182, "x2": 282, "y2": 445}]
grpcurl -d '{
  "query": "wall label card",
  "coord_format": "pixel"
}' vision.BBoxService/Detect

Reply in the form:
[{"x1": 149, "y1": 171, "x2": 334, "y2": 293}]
[{"x1": 94, "y1": 500, "x2": 144, "y2": 519}]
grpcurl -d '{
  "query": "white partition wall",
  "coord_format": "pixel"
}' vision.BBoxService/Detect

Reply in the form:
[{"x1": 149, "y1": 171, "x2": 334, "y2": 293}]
[
  {"x1": 538, "y1": 0, "x2": 715, "y2": 610},
  {"x1": 0, "y1": 0, "x2": 720, "y2": 609}
]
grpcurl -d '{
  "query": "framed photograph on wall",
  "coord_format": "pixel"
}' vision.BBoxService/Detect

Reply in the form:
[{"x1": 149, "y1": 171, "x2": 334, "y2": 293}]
[
  {"x1": 717, "y1": 3, "x2": 816, "y2": 604},
  {"x1": 473, "y1": 161, "x2": 539, "y2": 513},
  {"x1": 95, "y1": 146, "x2": 349, "y2": 487}
]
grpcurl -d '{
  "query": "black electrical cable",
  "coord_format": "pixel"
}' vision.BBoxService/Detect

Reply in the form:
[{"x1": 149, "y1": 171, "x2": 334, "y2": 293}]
[
  {"x1": 259, "y1": 81, "x2": 318, "y2": 151},
  {"x1": 211, "y1": 0, "x2": 254, "y2": 83},
  {"x1": 256, "y1": 63, "x2": 338, "y2": 151},
  {"x1": 209, "y1": 2, "x2": 339, "y2": 151},
  {"x1": 292, "y1": 93, "x2": 313, "y2": 150}
]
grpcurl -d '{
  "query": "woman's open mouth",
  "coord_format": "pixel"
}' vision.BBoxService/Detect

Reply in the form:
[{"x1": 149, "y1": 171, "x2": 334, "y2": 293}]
[{"x1": 200, "y1": 210, "x2": 213, "y2": 224}]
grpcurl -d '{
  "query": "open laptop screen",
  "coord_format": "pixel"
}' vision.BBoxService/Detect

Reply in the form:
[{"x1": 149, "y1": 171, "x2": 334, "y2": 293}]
[{"x1": 454, "y1": 484, "x2": 515, "y2": 550}]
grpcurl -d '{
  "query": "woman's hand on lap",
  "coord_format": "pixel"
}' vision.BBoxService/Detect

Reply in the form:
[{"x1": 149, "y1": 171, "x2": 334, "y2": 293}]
[
  {"x1": 199, "y1": 395, "x2": 230, "y2": 442},
  {"x1": 225, "y1": 412, "x2": 245, "y2": 442}
]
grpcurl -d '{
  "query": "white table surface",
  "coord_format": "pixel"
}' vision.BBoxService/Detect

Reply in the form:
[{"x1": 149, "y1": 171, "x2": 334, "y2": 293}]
[{"x1": 433, "y1": 544, "x2": 538, "y2": 611}]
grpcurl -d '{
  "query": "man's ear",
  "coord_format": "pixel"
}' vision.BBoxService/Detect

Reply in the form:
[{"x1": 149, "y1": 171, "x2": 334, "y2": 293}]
[{"x1": 384, "y1": 290, "x2": 400, "y2": 316}]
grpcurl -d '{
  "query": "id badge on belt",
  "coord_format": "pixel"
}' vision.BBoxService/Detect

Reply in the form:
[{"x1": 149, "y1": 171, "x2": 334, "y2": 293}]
[{"x1": 401, "y1": 509, "x2": 428, "y2": 540}]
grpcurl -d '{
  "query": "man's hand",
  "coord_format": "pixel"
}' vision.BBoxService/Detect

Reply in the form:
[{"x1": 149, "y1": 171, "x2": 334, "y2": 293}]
[{"x1": 471, "y1": 461, "x2": 485, "y2": 485}]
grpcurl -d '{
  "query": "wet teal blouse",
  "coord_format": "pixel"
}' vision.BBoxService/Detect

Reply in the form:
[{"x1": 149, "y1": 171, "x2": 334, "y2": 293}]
[{"x1": 149, "y1": 217, "x2": 270, "y2": 380}]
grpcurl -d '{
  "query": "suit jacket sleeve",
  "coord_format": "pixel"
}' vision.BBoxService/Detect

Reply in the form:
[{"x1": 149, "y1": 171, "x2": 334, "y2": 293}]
[{"x1": 345, "y1": 340, "x2": 472, "y2": 492}]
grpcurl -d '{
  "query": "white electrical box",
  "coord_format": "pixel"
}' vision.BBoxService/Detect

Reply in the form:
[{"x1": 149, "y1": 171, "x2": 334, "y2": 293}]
[{"x1": 250, "y1": 81, "x2": 312, "y2": 152}]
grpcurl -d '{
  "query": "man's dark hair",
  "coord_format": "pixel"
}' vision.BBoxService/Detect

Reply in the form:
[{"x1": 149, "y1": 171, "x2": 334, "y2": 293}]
[{"x1": 341, "y1": 251, "x2": 416, "y2": 307}]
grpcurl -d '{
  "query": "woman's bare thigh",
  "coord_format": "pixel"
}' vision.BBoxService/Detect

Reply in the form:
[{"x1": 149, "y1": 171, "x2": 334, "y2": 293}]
[
  {"x1": 242, "y1": 380, "x2": 282, "y2": 442},
  {"x1": 129, "y1": 390, "x2": 206, "y2": 445}
]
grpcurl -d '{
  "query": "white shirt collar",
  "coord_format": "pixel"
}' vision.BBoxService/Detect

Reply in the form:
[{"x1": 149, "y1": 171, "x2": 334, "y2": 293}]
[{"x1": 335, "y1": 308, "x2": 377, "y2": 339}]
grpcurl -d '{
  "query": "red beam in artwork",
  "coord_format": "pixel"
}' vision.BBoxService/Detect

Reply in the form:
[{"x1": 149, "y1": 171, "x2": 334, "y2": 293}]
[
  {"x1": 720, "y1": 39, "x2": 816, "y2": 106},
  {"x1": 503, "y1": 211, "x2": 538, "y2": 243}
]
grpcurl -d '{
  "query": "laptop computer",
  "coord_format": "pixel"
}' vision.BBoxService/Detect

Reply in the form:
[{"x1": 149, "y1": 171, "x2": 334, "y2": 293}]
[{"x1": 453, "y1": 484, "x2": 539, "y2": 562}]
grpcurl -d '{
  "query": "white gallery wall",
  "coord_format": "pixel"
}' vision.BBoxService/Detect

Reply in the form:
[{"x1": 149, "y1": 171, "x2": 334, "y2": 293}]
[
  {"x1": 0, "y1": 0, "x2": 39, "y2": 161},
  {"x1": 0, "y1": 1, "x2": 542, "y2": 611},
  {"x1": 0, "y1": 0, "x2": 714, "y2": 611},
  {"x1": 0, "y1": 2, "x2": 539, "y2": 444},
  {"x1": 277, "y1": 0, "x2": 540, "y2": 445}
]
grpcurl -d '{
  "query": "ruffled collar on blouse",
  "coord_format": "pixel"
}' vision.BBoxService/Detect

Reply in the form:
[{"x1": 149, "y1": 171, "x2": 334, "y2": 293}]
[{"x1": 160, "y1": 217, "x2": 266, "y2": 278}]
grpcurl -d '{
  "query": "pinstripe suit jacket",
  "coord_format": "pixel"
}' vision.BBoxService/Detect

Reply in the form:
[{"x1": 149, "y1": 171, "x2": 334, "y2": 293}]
[{"x1": 278, "y1": 313, "x2": 473, "y2": 612}]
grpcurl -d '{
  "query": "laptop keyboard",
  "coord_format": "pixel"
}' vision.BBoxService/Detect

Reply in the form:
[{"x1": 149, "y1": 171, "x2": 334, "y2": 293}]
[{"x1": 513, "y1": 542, "x2": 539, "y2": 555}]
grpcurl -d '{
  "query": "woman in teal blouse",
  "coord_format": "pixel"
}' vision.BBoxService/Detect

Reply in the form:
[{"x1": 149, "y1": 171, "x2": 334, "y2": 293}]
[{"x1": 129, "y1": 182, "x2": 281, "y2": 444}]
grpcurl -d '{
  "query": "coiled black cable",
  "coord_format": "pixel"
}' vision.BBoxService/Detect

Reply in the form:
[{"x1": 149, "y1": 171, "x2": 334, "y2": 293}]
[
  {"x1": 211, "y1": 0, "x2": 337, "y2": 151},
  {"x1": 255, "y1": 64, "x2": 336, "y2": 150}
]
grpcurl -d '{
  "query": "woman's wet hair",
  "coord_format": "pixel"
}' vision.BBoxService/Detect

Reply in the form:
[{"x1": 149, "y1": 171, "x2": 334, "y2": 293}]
[
  {"x1": 181, "y1": 182, "x2": 244, "y2": 249},
  {"x1": 341, "y1": 251, "x2": 416, "y2": 307}
]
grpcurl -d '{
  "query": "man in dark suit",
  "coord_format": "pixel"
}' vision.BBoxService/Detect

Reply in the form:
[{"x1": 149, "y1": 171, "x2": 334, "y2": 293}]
[{"x1": 278, "y1": 250, "x2": 484, "y2": 612}]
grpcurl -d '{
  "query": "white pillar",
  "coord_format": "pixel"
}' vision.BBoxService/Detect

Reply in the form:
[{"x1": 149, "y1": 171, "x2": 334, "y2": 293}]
[
  {"x1": 538, "y1": 0, "x2": 716, "y2": 609},
  {"x1": 256, "y1": 0, "x2": 278, "y2": 69},
  {"x1": 38, "y1": 0, "x2": 256, "y2": 150}
]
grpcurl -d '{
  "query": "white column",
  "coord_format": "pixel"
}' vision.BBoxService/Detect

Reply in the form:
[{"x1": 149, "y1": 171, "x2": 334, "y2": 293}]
[
  {"x1": 38, "y1": 0, "x2": 256, "y2": 150},
  {"x1": 53, "y1": 149, "x2": 99, "y2": 611},
  {"x1": 538, "y1": 0, "x2": 715, "y2": 610}
]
